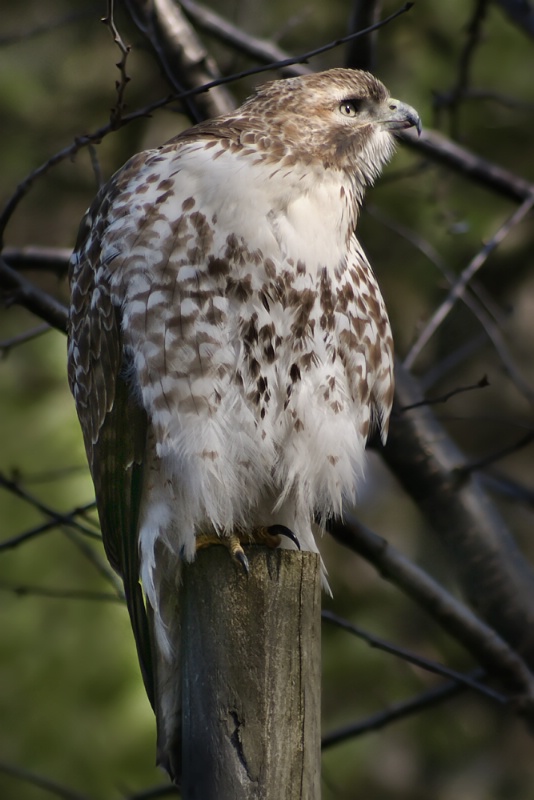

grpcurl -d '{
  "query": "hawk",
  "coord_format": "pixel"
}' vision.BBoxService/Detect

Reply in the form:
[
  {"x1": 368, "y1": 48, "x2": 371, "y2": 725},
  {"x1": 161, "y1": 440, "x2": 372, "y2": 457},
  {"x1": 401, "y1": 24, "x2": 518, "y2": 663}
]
[{"x1": 67, "y1": 68, "x2": 420, "y2": 779}]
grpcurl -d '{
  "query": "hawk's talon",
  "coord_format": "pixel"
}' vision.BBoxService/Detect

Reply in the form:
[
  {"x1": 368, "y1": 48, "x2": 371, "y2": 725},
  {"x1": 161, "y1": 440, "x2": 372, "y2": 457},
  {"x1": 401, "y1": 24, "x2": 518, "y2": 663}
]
[
  {"x1": 232, "y1": 546, "x2": 250, "y2": 574},
  {"x1": 195, "y1": 531, "x2": 250, "y2": 573},
  {"x1": 267, "y1": 524, "x2": 301, "y2": 550}
]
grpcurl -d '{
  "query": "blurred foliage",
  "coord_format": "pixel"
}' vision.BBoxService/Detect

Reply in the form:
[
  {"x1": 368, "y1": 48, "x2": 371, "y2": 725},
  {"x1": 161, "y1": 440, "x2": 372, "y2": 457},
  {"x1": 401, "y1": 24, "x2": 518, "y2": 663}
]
[{"x1": 1, "y1": 0, "x2": 534, "y2": 798}]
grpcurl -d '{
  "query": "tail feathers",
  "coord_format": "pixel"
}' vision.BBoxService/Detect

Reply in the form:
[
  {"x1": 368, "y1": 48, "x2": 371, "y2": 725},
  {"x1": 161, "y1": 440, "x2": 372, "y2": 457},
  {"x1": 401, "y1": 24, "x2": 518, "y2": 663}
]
[
  {"x1": 145, "y1": 554, "x2": 183, "y2": 785},
  {"x1": 152, "y1": 629, "x2": 182, "y2": 784}
]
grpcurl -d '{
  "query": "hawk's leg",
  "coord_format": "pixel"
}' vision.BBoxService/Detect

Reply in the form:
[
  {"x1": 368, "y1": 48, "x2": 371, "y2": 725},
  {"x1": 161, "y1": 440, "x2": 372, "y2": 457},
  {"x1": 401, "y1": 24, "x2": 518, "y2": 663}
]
[{"x1": 195, "y1": 526, "x2": 301, "y2": 573}]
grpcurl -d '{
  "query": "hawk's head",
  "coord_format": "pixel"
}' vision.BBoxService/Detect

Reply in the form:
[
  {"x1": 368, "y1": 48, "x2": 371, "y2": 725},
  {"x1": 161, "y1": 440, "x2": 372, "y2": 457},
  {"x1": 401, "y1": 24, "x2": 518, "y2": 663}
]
[{"x1": 239, "y1": 68, "x2": 421, "y2": 183}]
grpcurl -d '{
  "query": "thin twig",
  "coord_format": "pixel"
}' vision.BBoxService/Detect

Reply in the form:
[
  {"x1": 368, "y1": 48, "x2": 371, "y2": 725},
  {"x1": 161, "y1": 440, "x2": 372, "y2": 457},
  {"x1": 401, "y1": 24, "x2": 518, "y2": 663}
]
[
  {"x1": 481, "y1": 471, "x2": 534, "y2": 507},
  {"x1": 368, "y1": 204, "x2": 506, "y2": 328},
  {"x1": 458, "y1": 87, "x2": 534, "y2": 111},
  {"x1": 326, "y1": 512, "x2": 534, "y2": 698},
  {"x1": 0, "y1": 323, "x2": 51, "y2": 355},
  {"x1": 433, "y1": 0, "x2": 488, "y2": 135},
  {"x1": 0, "y1": 256, "x2": 68, "y2": 331},
  {"x1": 62, "y1": 528, "x2": 124, "y2": 598},
  {"x1": 126, "y1": 0, "x2": 235, "y2": 121},
  {"x1": 101, "y1": 0, "x2": 131, "y2": 128},
  {"x1": 0, "y1": 759, "x2": 91, "y2": 800},
  {"x1": 419, "y1": 333, "x2": 487, "y2": 390},
  {"x1": 0, "y1": 1, "x2": 413, "y2": 242},
  {"x1": 0, "y1": 582, "x2": 123, "y2": 603},
  {"x1": 322, "y1": 610, "x2": 507, "y2": 704},
  {"x1": 0, "y1": 10, "x2": 94, "y2": 47},
  {"x1": 399, "y1": 127, "x2": 534, "y2": 203},
  {"x1": 401, "y1": 375, "x2": 490, "y2": 410},
  {"x1": 494, "y1": 0, "x2": 534, "y2": 38},
  {"x1": 0, "y1": 513, "x2": 99, "y2": 552},
  {"x1": 0, "y1": 472, "x2": 101, "y2": 541},
  {"x1": 403, "y1": 194, "x2": 534, "y2": 386},
  {"x1": 179, "y1": 0, "x2": 310, "y2": 77},
  {"x1": 322, "y1": 671, "x2": 482, "y2": 749},
  {"x1": 460, "y1": 430, "x2": 534, "y2": 475},
  {"x1": 87, "y1": 143, "x2": 104, "y2": 189}
]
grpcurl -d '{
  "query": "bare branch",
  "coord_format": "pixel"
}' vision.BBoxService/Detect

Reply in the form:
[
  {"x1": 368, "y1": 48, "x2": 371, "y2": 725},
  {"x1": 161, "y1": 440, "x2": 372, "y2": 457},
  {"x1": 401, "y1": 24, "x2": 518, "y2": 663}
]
[
  {"x1": 401, "y1": 375, "x2": 490, "y2": 410},
  {"x1": 399, "y1": 127, "x2": 534, "y2": 203},
  {"x1": 2, "y1": 246, "x2": 71, "y2": 274},
  {"x1": 322, "y1": 672, "x2": 480, "y2": 749},
  {"x1": 0, "y1": 10, "x2": 95, "y2": 47},
  {"x1": 454, "y1": 87, "x2": 534, "y2": 111},
  {"x1": 345, "y1": 0, "x2": 382, "y2": 71},
  {"x1": 322, "y1": 610, "x2": 508, "y2": 704},
  {"x1": 433, "y1": 0, "x2": 489, "y2": 134},
  {"x1": 369, "y1": 204, "x2": 534, "y2": 398},
  {"x1": 0, "y1": 583, "x2": 123, "y2": 603},
  {"x1": 482, "y1": 471, "x2": 534, "y2": 507},
  {"x1": 125, "y1": 0, "x2": 235, "y2": 120},
  {"x1": 0, "y1": 514, "x2": 97, "y2": 553},
  {"x1": 0, "y1": 2, "x2": 413, "y2": 241},
  {"x1": 101, "y1": 0, "x2": 132, "y2": 127},
  {"x1": 404, "y1": 194, "x2": 534, "y2": 393},
  {"x1": 384, "y1": 363, "x2": 534, "y2": 669},
  {"x1": 460, "y1": 430, "x2": 534, "y2": 475},
  {"x1": 420, "y1": 334, "x2": 488, "y2": 390},
  {"x1": 179, "y1": 0, "x2": 310, "y2": 76},
  {"x1": 87, "y1": 143, "x2": 105, "y2": 189},
  {"x1": 327, "y1": 514, "x2": 534, "y2": 699},
  {"x1": 0, "y1": 256, "x2": 68, "y2": 332},
  {"x1": 0, "y1": 323, "x2": 51, "y2": 356},
  {"x1": 0, "y1": 472, "x2": 100, "y2": 542},
  {"x1": 494, "y1": 0, "x2": 534, "y2": 38},
  {"x1": 0, "y1": 759, "x2": 91, "y2": 800},
  {"x1": 368, "y1": 204, "x2": 507, "y2": 328},
  {"x1": 62, "y1": 529, "x2": 124, "y2": 597}
]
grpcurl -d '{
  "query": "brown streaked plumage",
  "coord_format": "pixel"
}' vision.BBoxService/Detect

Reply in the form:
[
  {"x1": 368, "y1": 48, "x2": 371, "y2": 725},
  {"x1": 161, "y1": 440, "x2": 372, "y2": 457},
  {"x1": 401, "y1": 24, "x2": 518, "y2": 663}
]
[{"x1": 67, "y1": 68, "x2": 420, "y2": 782}]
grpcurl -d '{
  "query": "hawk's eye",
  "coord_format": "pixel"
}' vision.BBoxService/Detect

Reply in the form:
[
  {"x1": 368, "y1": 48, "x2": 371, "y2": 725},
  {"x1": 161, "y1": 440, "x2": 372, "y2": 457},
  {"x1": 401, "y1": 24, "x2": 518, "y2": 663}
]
[{"x1": 339, "y1": 99, "x2": 363, "y2": 117}]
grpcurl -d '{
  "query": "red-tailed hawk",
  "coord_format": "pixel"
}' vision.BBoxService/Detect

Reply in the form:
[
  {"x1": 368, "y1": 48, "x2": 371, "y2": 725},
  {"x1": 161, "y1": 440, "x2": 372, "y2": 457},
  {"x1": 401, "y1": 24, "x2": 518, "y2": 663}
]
[{"x1": 67, "y1": 68, "x2": 420, "y2": 780}]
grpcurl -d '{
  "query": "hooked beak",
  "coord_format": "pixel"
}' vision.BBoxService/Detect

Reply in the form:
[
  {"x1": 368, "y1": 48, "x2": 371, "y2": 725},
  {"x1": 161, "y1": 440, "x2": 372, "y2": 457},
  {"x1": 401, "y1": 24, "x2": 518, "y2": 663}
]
[{"x1": 381, "y1": 99, "x2": 422, "y2": 136}]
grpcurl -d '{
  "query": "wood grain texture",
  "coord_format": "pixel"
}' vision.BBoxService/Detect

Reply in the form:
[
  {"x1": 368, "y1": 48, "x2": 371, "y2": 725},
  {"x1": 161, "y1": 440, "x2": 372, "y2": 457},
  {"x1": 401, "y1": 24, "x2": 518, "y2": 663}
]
[{"x1": 181, "y1": 547, "x2": 321, "y2": 800}]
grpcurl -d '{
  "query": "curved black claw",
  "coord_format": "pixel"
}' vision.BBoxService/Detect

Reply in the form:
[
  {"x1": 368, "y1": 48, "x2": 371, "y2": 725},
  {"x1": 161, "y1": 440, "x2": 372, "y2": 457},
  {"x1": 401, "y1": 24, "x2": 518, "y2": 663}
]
[
  {"x1": 267, "y1": 524, "x2": 301, "y2": 551},
  {"x1": 233, "y1": 547, "x2": 250, "y2": 575}
]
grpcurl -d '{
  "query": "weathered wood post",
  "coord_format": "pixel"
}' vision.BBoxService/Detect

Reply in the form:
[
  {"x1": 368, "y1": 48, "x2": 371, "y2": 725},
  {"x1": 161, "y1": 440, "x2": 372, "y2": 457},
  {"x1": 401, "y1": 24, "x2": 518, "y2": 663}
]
[{"x1": 181, "y1": 546, "x2": 321, "y2": 799}]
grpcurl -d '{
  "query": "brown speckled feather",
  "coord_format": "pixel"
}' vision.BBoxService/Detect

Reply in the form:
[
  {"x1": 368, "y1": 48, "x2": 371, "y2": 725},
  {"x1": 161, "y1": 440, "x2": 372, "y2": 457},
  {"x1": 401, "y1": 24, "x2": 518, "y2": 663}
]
[
  {"x1": 67, "y1": 68, "x2": 421, "y2": 781},
  {"x1": 68, "y1": 191, "x2": 154, "y2": 706}
]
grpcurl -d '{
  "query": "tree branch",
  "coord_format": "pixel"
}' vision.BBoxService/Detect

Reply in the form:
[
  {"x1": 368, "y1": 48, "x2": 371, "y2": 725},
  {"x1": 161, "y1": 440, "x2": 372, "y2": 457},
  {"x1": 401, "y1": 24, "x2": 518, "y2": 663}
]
[
  {"x1": 0, "y1": 256, "x2": 68, "y2": 332},
  {"x1": 323, "y1": 610, "x2": 508, "y2": 704},
  {"x1": 399, "y1": 127, "x2": 534, "y2": 202},
  {"x1": 322, "y1": 672, "x2": 480, "y2": 749},
  {"x1": 0, "y1": 759, "x2": 90, "y2": 800},
  {"x1": 382, "y1": 363, "x2": 534, "y2": 669},
  {"x1": 179, "y1": 0, "x2": 310, "y2": 76},
  {"x1": 403, "y1": 193, "x2": 534, "y2": 394},
  {"x1": 2, "y1": 246, "x2": 71, "y2": 274},
  {"x1": 345, "y1": 0, "x2": 382, "y2": 70},
  {"x1": 327, "y1": 515, "x2": 534, "y2": 700},
  {"x1": 494, "y1": 0, "x2": 534, "y2": 38},
  {"x1": 125, "y1": 0, "x2": 235, "y2": 121}
]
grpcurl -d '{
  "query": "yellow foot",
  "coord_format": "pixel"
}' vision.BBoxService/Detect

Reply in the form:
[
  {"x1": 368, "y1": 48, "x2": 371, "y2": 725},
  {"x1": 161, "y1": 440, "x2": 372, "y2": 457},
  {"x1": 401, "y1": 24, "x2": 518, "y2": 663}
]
[
  {"x1": 196, "y1": 531, "x2": 250, "y2": 573},
  {"x1": 195, "y1": 526, "x2": 300, "y2": 573}
]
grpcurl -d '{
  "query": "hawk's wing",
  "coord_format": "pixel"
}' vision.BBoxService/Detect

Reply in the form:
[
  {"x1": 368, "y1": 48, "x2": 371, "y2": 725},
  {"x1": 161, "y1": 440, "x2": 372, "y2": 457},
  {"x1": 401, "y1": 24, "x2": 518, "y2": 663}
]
[{"x1": 68, "y1": 190, "x2": 155, "y2": 709}]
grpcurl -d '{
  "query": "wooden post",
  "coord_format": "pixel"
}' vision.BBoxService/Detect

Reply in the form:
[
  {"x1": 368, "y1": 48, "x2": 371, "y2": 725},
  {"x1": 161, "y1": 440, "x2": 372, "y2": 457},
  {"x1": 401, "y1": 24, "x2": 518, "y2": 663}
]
[{"x1": 181, "y1": 546, "x2": 321, "y2": 800}]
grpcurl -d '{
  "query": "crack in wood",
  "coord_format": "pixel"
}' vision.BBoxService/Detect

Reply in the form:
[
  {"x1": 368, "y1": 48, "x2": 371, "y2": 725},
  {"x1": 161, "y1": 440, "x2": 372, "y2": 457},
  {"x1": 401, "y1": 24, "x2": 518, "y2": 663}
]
[{"x1": 229, "y1": 709, "x2": 253, "y2": 781}]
